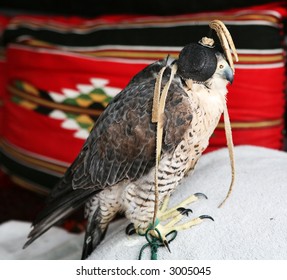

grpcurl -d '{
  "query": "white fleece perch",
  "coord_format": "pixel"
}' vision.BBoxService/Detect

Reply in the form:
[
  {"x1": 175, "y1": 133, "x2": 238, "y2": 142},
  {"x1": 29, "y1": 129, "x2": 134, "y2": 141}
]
[{"x1": 1, "y1": 145, "x2": 287, "y2": 260}]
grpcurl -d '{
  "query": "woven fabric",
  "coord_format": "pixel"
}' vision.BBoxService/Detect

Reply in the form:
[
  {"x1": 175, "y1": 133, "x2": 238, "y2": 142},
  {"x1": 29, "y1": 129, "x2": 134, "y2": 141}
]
[
  {"x1": 0, "y1": 15, "x2": 9, "y2": 138},
  {"x1": 0, "y1": 3, "x2": 286, "y2": 192}
]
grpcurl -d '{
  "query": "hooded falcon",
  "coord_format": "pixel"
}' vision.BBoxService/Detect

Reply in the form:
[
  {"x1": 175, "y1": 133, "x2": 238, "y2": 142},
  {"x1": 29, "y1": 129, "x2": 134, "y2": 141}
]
[{"x1": 24, "y1": 22, "x2": 237, "y2": 259}]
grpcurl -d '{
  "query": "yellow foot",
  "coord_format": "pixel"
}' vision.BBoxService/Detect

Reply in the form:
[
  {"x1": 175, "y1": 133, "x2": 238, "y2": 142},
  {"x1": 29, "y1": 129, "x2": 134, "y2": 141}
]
[
  {"x1": 151, "y1": 193, "x2": 214, "y2": 252},
  {"x1": 125, "y1": 193, "x2": 213, "y2": 253},
  {"x1": 158, "y1": 192, "x2": 208, "y2": 220}
]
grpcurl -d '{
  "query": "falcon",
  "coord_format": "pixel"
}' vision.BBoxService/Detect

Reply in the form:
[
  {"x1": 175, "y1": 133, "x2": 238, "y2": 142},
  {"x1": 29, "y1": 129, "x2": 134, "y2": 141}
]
[{"x1": 24, "y1": 20, "x2": 238, "y2": 259}]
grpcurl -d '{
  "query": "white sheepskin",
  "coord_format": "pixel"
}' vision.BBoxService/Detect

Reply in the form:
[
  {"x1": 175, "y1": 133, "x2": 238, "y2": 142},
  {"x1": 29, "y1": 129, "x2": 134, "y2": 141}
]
[{"x1": 1, "y1": 145, "x2": 287, "y2": 260}]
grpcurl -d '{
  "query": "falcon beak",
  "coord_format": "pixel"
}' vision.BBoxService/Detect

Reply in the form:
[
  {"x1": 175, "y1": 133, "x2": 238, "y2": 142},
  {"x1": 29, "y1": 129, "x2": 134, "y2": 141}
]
[{"x1": 224, "y1": 64, "x2": 234, "y2": 84}]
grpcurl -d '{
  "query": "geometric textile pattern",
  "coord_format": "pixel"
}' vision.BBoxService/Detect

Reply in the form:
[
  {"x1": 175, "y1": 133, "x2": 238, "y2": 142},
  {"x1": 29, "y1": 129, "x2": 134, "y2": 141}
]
[{"x1": 9, "y1": 79, "x2": 121, "y2": 139}]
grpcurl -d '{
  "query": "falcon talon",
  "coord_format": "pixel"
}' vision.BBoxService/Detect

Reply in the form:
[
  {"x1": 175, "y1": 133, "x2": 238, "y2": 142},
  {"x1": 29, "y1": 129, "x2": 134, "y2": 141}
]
[
  {"x1": 199, "y1": 215, "x2": 214, "y2": 222},
  {"x1": 194, "y1": 193, "x2": 208, "y2": 200},
  {"x1": 125, "y1": 223, "x2": 136, "y2": 236},
  {"x1": 163, "y1": 240, "x2": 171, "y2": 253},
  {"x1": 176, "y1": 207, "x2": 193, "y2": 216}
]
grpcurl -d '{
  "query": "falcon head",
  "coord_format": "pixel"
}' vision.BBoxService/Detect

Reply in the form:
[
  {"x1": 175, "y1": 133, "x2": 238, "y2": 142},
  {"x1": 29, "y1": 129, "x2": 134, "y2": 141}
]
[{"x1": 177, "y1": 43, "x2": 234, "y2": 85}]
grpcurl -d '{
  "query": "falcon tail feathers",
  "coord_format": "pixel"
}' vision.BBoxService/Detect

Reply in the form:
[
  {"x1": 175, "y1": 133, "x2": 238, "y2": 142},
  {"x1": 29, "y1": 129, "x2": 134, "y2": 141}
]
[
  {"x1": 81, "y1": 207, "x2": 107, "y2": 260},
  {"x1": 23, "y1": 188, "x2": 97, "y2": 249}
]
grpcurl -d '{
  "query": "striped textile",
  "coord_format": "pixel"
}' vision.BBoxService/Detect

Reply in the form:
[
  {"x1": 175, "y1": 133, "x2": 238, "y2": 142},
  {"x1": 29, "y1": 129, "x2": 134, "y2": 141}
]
[{"x1": 0, "y1": 3, "x2": 286, "y2": 193}]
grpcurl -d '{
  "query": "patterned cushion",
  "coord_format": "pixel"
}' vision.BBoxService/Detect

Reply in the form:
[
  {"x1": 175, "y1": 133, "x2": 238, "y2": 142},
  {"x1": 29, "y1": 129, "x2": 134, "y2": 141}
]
[{"x1": 0, "y1": 3, "x2": 286, "y2": 193}]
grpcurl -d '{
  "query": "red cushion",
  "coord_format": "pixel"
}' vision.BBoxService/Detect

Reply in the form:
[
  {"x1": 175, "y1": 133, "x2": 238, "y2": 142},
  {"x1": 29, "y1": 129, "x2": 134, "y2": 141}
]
[{"x1": 0, "y1": 3, "x2": 286, "y2": 192}]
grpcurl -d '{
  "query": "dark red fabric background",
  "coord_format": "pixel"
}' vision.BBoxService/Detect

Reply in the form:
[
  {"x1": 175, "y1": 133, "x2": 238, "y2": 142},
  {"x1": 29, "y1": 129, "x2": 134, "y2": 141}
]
[
  {"x1": 3, "y1": 45, "x2": 285, "y2": 165},
  {"x1": 4, "y1": 46, "x2": 151, "y2": 163}
]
